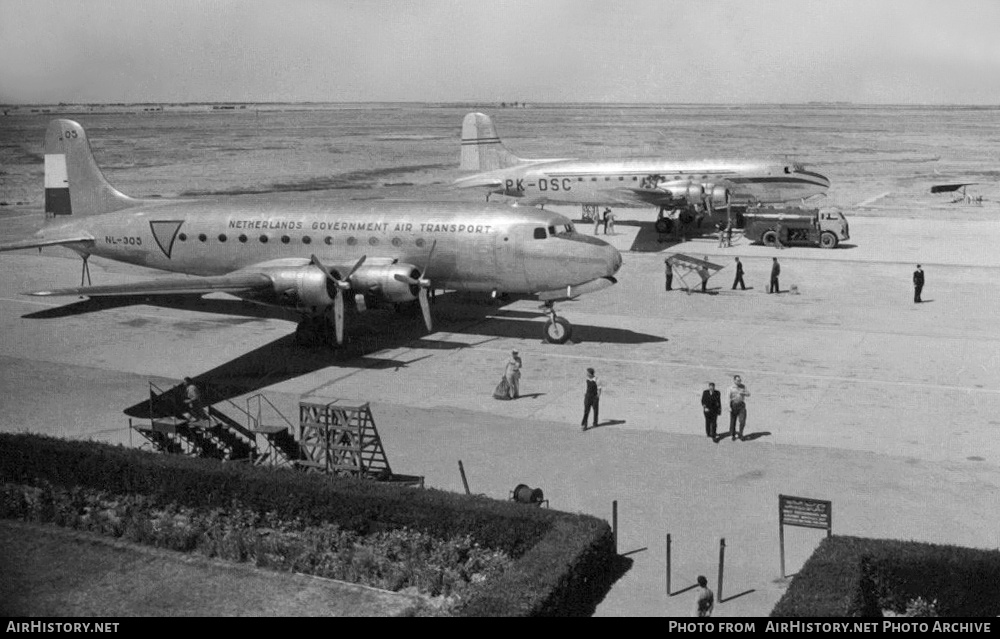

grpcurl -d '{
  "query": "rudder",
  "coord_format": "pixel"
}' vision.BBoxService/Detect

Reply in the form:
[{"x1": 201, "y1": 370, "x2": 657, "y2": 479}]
[
  {"x1": 460, "y1": 112, "x2": 524, "y2": 171},
  {"x1": 45, "y1": 119, "x2": 138, "y2": 217}
]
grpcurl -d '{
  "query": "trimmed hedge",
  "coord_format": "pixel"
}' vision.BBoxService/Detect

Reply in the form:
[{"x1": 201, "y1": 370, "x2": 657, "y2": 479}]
[
  {"x1": 770, "y1": 535, "x2": 1000, "y2": 617},
  {"x1": 0, "y1": 433, "x2": 620, "y2": 616}
]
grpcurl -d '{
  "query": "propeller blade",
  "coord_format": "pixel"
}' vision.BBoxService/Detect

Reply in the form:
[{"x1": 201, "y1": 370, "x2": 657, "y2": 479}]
[
  {"x1": 309, "y1": 254, "x2": 338, "y2": 284},
  {"x1": 393, "y1": 273, "x2": 419, "y2": 286},
  {"x1": 417, "y1": 287, "x2": 432, "y2": 332},
  {"x1": 334, "y1": 289, "x2": 344, "y2": 345},
  {"x1": 420, "y1": 240, "x2": 437, "y2": 283},
  {"x1": 345, "y1": 255, "x2": 367, "y2": 280}
]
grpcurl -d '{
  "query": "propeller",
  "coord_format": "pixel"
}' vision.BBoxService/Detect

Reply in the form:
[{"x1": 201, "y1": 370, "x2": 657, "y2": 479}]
[
  {"x1": 310, "y1": 254, "x2": 366, "y2": 344},
  {"x1": 393, "y1": 240, "x2": 436, "y2": 332}
]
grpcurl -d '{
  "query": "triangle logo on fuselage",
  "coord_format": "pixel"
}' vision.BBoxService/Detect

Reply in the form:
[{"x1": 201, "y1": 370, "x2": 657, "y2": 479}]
[{"x1": 149, "y1": 220, "x2": 184, "y2": 259}]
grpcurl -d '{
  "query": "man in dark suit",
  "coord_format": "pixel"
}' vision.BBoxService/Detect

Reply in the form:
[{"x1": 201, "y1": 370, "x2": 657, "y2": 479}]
[
  {"x1": 701, "y1": 382, "x2": 722, "y2": 442},
  {"x1": 913, "y1": 264, "x2": 924, "y2": 303},
  {"x1": 769, "y1": 257, "x2": 780, "y2": 294},
  {"x1": 732, "y1": 257, "x2": 746, "y2": 290}
]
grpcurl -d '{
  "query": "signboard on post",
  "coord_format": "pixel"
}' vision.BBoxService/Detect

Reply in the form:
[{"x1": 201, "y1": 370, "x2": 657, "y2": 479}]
[{"x1": 778, "y1": 494, "x2": 832, "y2": 578}]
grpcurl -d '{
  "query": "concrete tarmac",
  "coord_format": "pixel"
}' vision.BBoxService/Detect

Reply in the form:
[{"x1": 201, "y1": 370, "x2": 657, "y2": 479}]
[{"x1": 2, "y1": 214, "x2": 1000, "y2": 617}]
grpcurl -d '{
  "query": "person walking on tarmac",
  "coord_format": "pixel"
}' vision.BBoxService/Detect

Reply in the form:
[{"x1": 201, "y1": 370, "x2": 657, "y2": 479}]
[
  {"x1": 581, "y1": 368, "x2": 603, "y2": 431},
  {"x1": 664, "y1": 257, "x2": 674, "y2": 291},
  {"x1": 768, "y1": 257, "x2": 780, "y2": 294},
  {"x1": 913, "y1": 264, "x2": 925, "y2": 303},
  {"x1": 732, "y1": 257, "x2": 746, "y2": 290}
]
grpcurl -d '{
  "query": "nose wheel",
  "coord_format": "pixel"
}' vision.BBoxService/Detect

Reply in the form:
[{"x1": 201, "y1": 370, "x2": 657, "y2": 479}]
[{"x1": 541, "y1": 304, "x2": 573, "y2": 344}]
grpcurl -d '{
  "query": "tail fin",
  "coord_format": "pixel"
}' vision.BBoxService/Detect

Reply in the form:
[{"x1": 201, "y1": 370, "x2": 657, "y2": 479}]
[
  {"x1": 460, "y1": 112, "x2": 525, "y2": 171},
  {"x1": 45, "y1": 119, "x2": 139, "y2": 218}
]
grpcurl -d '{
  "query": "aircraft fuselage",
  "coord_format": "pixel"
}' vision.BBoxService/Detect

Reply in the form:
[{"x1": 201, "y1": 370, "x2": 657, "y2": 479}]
[
  {"x1": 42, "y1": 198, "x2": 621, "y2": 295},
  {"x1": 480, "y1": 158, "x2": 830, "y2": 207}
]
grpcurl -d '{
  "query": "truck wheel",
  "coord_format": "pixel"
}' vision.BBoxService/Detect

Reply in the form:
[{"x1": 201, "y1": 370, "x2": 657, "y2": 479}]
[
  {"x1": 820, "y1": 231, "x2": 838, "y2": 249},
  {"x1": 655, "y1": 218, "x2": 672, "y2": 234},
  {"x1": 762, "y1": 230, "x2": 777, "y2": 247},
  {"x1": 543, "y1": 317, "x2": 572, "y2": 344}
]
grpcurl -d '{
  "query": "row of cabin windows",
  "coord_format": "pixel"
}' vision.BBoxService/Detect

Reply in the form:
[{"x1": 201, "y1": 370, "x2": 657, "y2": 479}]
[
  {"x1": 176, "y1": 233, "x2": 429, "y2": 248},
  {"x1": 568, "y1": 175, "x2": 712, "y2": 182},
  {"x1": 176, "y1": 224, "x2": 576, "y2": 245}
]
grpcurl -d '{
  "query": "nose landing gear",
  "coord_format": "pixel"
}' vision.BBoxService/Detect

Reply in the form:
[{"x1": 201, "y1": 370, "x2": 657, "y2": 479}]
[{"x1": 541, "y1": 302, "x2": 573, "y2": 344}]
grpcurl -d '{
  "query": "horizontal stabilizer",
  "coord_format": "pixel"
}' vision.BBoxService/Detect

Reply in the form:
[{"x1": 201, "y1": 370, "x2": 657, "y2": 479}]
[
  {"x1": 27, "y1": 272, "x2": 274, "y2": 298},
  {"x1": 0, "y1": 235, "x2": 95, "y2": 253}
]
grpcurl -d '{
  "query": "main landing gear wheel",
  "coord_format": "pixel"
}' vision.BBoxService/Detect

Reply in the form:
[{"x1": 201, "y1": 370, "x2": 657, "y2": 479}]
[
  {"x1": 654, "y1": 218, "x2": 673, "y2": 234},
  {"x1": 543, "y1": 317, "x2": 572, "y2": 344}
]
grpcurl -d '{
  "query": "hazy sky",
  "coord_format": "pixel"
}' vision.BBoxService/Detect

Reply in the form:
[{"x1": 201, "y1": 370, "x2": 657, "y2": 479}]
[{"x1": 2, "y1": 0, "x2": 999, "y2": 104}]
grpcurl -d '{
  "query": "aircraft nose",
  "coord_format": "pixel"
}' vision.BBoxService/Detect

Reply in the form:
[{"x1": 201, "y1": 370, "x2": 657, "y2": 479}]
[{"x1": 609, "y1": 245, "x2": 623, "y2": 276}]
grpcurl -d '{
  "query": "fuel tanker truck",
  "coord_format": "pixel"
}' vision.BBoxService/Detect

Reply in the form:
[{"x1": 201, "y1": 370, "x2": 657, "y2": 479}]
[{"x1": 742, "y1": 207, "x2": 849, "y2": 249}]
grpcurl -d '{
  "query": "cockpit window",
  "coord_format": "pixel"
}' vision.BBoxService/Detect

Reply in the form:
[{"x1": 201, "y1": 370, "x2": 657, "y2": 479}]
[
  {"x1": 565, "y1": 224, "x2": 574, "y2": 234},
  {"x1": 548, "y1": 225, "x2": 557, "y2": 236},
  {"x1": 533, "y1": 227, "x2": 547, "y2": 240}
]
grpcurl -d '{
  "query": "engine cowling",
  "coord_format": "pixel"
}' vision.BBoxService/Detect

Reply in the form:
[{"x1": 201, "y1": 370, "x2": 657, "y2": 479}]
[
  {"x1": 349, "y1": 263, "x2": 421, "y2": 304},
  {"x1": 258, "y1": 266, "x2": 336, "y2": 310},
  {"x1": 657, "y1": 180, "x2": 730, "y2": 207}
]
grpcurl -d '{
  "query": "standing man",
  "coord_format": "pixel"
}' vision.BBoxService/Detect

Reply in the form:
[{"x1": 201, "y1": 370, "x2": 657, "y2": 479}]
[
  {"x1": 593, "y1": 209, "x2": 602, "y2": 235},
  {"x1": 701, "y1": 382, "x2": 722, "y2": 442},
  {"x1": 693, "y1": 575, "x2": 715, "y2": 617},
  {"x1": 774, "y1": 221, "x2": 785, "y2": 249},
  {"x1": 602, "y1": 208, "x2": 612, "y2": 234},
  {"x1": 913, "y1": 264, "x2": 924, "y2": 303},
  {"x1": 717, "y1": 223, "x2": 726, "y2": 248},
  {"x1": 732, "y1": 257, "x2": 746, "y2": 290},
  {"x1": 581, "y1": 368, "x2": 603, "y2": 431},
  {"x1": 664, "y1": 257, "x2": 674, "y2": 291},
  {"x1": 769, "y1": 257, "x2": 780, "y2": 294},
  {"x1": 728, "y1": 375, "x2": 750, "y2": 441},
  {"x1": 606, "y1": 209, "x2": 616, "y2": 235},
  {"x1": 700, "y1": 256, "x2": 709, "y2": 293}
]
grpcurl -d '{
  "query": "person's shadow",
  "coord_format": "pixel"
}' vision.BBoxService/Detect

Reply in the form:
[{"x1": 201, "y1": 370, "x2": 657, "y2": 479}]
[{"x1": 585, "y1": 419, "x2": 627, "y2": 431}]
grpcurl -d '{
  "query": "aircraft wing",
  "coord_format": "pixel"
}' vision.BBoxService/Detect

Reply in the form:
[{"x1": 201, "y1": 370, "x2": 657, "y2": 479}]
[
  {"x1": 0, "y1": 235, "x2": 95, "y2": 252},
  {"x1": 27, "y1": 272, "x2": 274, "y2": 297},
  {"x1": 930, "y1": 183, "x2": 977, "y2": 194}
]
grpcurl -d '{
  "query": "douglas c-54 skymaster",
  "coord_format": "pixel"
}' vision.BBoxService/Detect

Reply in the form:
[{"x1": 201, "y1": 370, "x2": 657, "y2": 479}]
[
  {"x1": 0, "y1": 119, "x2": 622, "y2": 345},
  {"x1": 455, "y1": 112, "x2": 830, "y2": 235}
]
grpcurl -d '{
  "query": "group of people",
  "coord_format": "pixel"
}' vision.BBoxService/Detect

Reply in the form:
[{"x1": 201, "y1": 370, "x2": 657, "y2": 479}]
[
  {"x1": 700, "y1": 375, "x2": 751, "y2": 442},
  {"x1": 593, "y1": 208, "x2": 616, "y2": 235},
  {"x1": 664, "y1": 256, "x2": 778, "y2": 294},
  {"x1": 493, "y1": 353, "x2": 606, "y2": 432}
]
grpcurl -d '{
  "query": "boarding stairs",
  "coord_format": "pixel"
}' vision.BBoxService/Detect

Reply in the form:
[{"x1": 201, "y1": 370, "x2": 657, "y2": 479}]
[{"x1": 132, "y1": 382, "x2": 294, "y2": 465}]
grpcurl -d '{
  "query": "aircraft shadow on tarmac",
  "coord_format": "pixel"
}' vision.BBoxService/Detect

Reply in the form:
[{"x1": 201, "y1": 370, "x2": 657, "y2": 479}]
[
  {"x1": 24, "y1": 291, "x2": 667, "y2": 347},
  {"x1": 102, "y1": 293, "x2": 664, "y2": 417}
]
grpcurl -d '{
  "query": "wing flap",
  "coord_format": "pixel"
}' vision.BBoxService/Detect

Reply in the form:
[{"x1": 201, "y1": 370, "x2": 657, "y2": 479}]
[
  {"x1": 0, "y1": 235, "x2": 95, "y2": 252},
  {"x1": 27, "y1": 272, "x2": 274, "y2": 297}
]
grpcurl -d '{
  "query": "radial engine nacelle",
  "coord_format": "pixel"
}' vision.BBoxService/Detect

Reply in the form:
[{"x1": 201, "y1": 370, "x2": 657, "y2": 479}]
[
  {"x1": 350, "y1": 263, "x2": 421, "y2": 303},
  {"x1": 258, "y1": 263, "x2": 423, "y2": 309},
  {"x1": 657, "y1": 180, "x2": 730, "y2": 207}
]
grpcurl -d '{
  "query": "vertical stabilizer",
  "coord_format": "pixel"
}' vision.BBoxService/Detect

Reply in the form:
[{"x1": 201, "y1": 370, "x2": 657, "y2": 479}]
[
  {"x1": 45, "y1": 119, "x2": 138, "y2": 217},
  {"x1": 460, "y1": 112, "x2": 525, "y2": 171}
]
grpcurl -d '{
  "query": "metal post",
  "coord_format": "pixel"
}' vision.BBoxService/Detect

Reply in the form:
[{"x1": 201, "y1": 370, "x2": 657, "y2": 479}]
[
  {"x1": 717, "y1": 537, "x2": 726, "y2": 604},
  {"x1": 458, "y1": 460, "x2": 470, "y2": 495},
  {"x1": 612, "y1": 500, "x2": 618, "y2": 555},
  {"x1": 666, "y1": 533, "x2": 672, "y2": 596}
]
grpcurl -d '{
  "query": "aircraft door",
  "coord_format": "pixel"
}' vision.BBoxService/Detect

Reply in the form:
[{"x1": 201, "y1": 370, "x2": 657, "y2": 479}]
[{"x1": 495, "y1": 227, "x2": 529, "y2": 292}]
